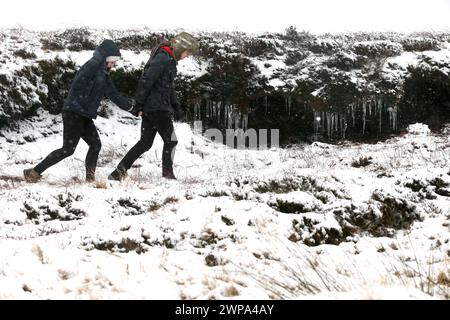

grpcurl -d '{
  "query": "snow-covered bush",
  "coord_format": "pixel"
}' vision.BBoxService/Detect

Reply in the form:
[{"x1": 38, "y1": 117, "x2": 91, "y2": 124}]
[
  {"x1": 401, "y1": 37, "x2": 441, "y2": 52},
  {"x1": 0, "y1": 72, "x2": 41, "y2": 126},
  {"x1": 235, "y1": 37, "x2": 278, "y2": 58},
  {"x1": 42, "y1": 28, "x2": 97, "y2": 52},
  {"x1": 197, "y1": 53, "x2": 267, "y2": 108},
  {"x1": 284, "y1": 50, "x2": 309, "y2": 66},
  {"x1": 0, "y1": 56, "x2": 76, "y2": 126},
  {"x1": 29, "y1": 58, "x2": 77, "y2": 114},
  {"x1": 13, "y1": 49, "x2": 37, "y2": 59},
  {"x1": 115, "y1": 33, "x2": 167, "y2": 51},
  {"x1": 325, "y1": 51, "x2": 365, "y2": 71},
  {"x1": 351, "y1": 41, "x2": 403, "y2": 58},
  {"x1": 309, "y1": 39, "x2": 341, "y2": 54},
  {"x1": 400, "y1": 56, "x2": 450, "y2": 129},
  {"x1": 282, "y1": 26, "x2": 316, "y2": 46},
  {"x1": 109, "y1": 68, "x2": 141, "y2": 97}
]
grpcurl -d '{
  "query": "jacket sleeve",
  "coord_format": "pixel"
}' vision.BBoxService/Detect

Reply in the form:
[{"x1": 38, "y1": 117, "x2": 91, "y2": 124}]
[
  {"x1": 134, "y1": 52, "x2": 170, "y2": 106},
  {"x1": 171, "y1": 87, "x2": 179, "y2": 113},
  {"x1": 105, "y1": 75, "x2": 129, "y2": 110}
]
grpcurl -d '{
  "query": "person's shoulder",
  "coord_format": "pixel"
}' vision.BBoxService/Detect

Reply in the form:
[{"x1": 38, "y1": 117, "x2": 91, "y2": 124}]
[
  {"x1": 82, "y1": 57, "x2": 102, "y2": 70},
  {"x1": 154, "y1": 49, "x2": 173, "y2": 62}
]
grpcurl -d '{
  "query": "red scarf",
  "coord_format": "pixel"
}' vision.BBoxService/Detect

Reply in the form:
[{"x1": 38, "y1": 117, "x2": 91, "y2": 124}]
[{"x1": 161, "y1": 45, "x2": 175, "y2": 59}]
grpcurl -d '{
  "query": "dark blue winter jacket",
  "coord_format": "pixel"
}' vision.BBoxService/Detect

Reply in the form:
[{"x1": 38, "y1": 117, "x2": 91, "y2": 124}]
[
  {"x1": 134, "y1": 47, "x2": 179, "y2": 114},
  {"x1": 63, "y1": 40, "x2": 129, "y2": 119}
]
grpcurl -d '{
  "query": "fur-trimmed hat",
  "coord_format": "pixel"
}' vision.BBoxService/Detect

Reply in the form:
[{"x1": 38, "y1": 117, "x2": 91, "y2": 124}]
[
  {"x1": 106, "y1": 56, "x2": 121, "y2": 62},
  {"x1": 171, "y1": 32, "x2": 199, "y2": 60}
]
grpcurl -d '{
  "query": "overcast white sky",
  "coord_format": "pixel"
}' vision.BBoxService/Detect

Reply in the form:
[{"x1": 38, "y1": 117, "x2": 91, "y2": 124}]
[{"x1": 1, "y1": 0, "x2": 450, "y2": 34}]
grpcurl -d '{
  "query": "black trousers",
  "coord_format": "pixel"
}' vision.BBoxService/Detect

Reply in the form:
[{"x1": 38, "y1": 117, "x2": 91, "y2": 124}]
[
  {"x1": 34, "y1": 110, "x2": 101, "y2": 177},
  {"x1": 118, "y1": 111, "x2": 178, "y2": 171}
]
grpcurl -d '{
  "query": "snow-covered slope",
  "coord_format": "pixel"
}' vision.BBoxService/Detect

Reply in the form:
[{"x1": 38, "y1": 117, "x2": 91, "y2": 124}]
[
  {"x1": 2, "y1": 28, "x2": 450, "y2": 143},
  {"x1": 0, "y1": 106, "x2": 449, "y2": 299}
]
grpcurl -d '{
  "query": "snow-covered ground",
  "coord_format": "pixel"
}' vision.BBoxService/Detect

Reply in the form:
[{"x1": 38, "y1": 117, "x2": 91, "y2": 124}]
[
  {"x1": 0, "y1": 106, "x2": 449, "y2": 299},
  {"x1": 0, "y1": 28, "x2": 450, "y2": 300}
]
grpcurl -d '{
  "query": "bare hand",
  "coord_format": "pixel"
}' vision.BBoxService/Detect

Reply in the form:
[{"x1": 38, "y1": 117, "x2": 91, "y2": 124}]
[{"x1": 138, "y1": 111, "x2": 143, "y2": 117}]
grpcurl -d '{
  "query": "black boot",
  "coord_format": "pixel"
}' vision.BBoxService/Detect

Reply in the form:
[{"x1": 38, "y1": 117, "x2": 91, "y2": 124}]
[
  {"x1": 86, "y1": 169, "x2": 96, "y2": 182},
  {"x1": 108, "y1": 166, "x2": 128, "y2": 181},
  {"x1": 162, "y1": 167, "x2": 176, "y2": 180},
  {"x1": 24, "y1": 168, "x2": 42, "y2": 183}
]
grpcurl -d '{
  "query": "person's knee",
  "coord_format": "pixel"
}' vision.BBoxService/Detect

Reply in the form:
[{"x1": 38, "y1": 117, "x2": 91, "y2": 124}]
[
  {"x1": 138, "y1": 139, "x2": 153, "y2": 152},
  {"x1": 164, "y1": 137, "x2": 178, "y2": 148},
  {"x1": 168, "y1": 130, "x2": 178, "y2": 148},
  {"x1": 63, "y1": 147, "x2": 76, "y2": 157},
  {"x1": 168, "y1": 139, "x2": 178, "y2": 149}
]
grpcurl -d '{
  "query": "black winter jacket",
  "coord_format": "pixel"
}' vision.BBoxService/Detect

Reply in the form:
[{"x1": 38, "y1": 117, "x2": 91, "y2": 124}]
[
  {"x1": 63, "y1": 40, "x2": 129, "y2": 119},
  {"x1": 134, "y1": 47, "x2": 179, "y2": 114}
]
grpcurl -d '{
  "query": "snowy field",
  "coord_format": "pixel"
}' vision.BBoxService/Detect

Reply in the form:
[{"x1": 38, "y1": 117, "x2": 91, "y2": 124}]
[
  {"x1": 0, "y1": 28, "x2": 450, "y2": 300},
  {"x1": 0, "y1": 106, "x2": 449, "y2": 299}
]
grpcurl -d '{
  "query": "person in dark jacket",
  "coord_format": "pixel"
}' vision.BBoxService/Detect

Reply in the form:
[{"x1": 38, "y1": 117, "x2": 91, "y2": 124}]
[
  {"x1": 108, "y1": 32, "x2": 199, "y2": 181},
  {"x1": 24, "y1": 40, "x2": 135, "y2": 183}
]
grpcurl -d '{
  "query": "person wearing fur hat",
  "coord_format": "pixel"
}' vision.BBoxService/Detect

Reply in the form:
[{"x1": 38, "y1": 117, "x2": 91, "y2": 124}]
[
  {"x1": 24, "y1": 39, "x2": 135, "y2": 183},
  {"x1": 108, "y1": 32, "x2": 199, "y2": 181}
]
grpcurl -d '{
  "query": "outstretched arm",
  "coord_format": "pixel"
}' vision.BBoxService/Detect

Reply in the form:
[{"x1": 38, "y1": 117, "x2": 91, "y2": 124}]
[{"x1": 105, "y1": 75, "x2": 130, "y2": 111}]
